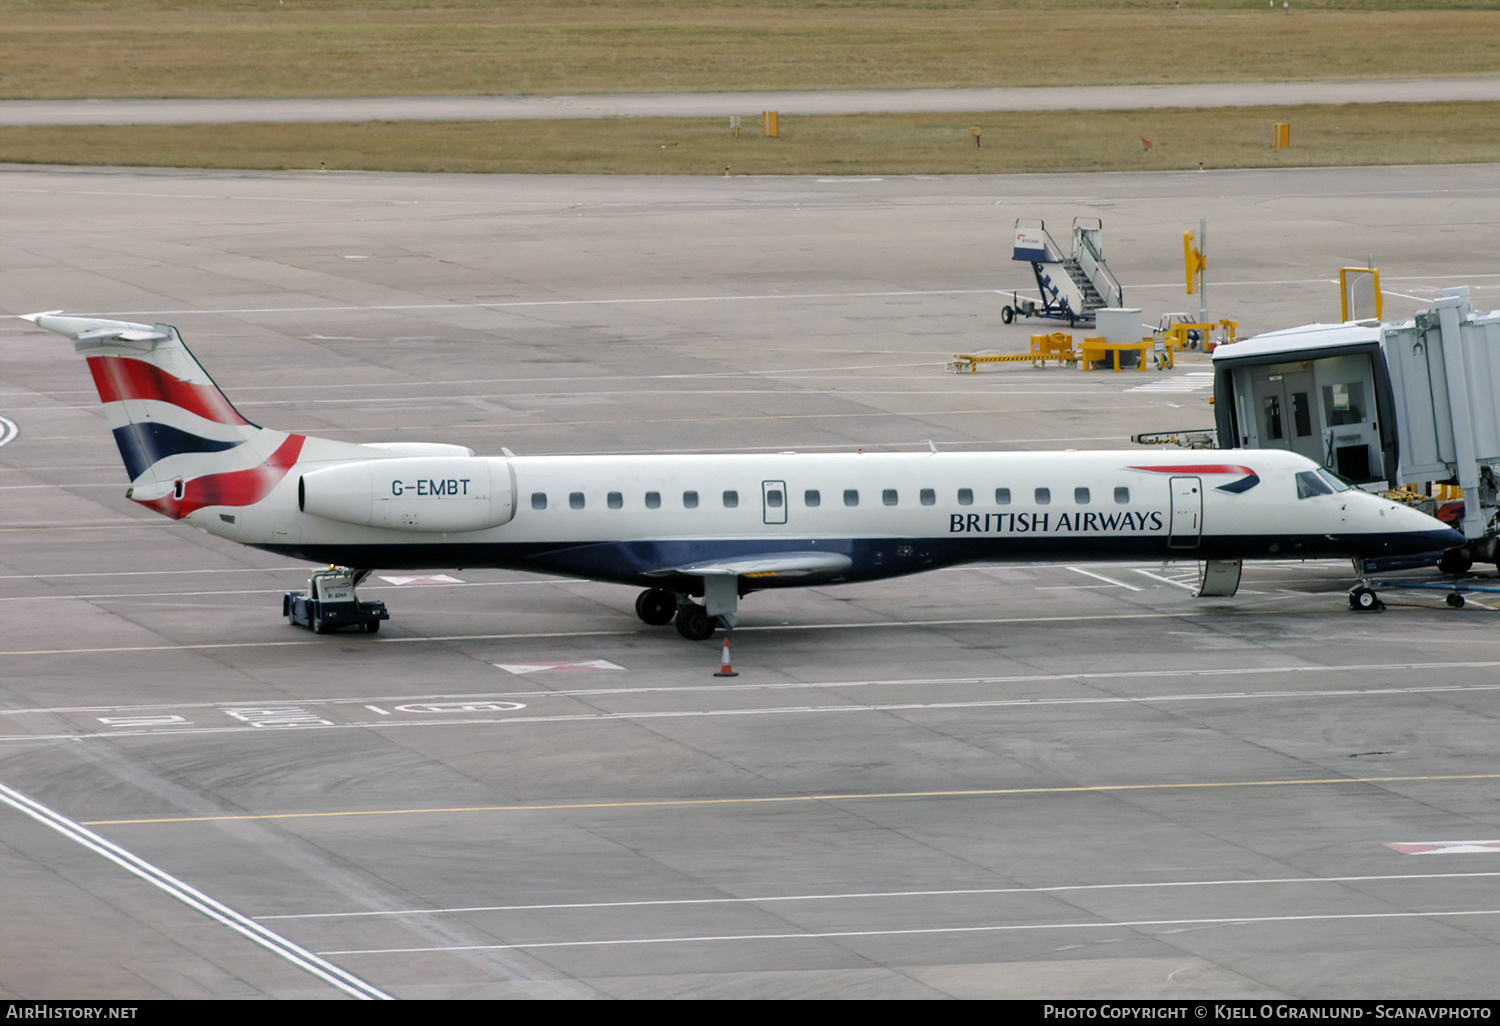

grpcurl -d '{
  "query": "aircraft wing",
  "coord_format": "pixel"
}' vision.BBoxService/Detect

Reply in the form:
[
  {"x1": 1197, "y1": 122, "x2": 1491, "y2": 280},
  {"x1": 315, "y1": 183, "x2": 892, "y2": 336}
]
[{"x1": 645, "y1": 552, "x2": 852, "y2": 580}]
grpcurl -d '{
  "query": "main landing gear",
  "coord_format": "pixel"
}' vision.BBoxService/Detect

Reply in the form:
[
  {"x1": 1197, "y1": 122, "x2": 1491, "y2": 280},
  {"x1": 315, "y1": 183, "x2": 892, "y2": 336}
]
[{"x1": 635, "y1": 587, "x2": 723, "y2": 641}]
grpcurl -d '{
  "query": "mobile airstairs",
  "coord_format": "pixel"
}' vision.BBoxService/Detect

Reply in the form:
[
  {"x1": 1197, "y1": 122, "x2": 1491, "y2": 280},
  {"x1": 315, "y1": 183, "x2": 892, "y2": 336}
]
[{"x1": 1004, "y1": 218, "x2": 1124, "y2": 328}]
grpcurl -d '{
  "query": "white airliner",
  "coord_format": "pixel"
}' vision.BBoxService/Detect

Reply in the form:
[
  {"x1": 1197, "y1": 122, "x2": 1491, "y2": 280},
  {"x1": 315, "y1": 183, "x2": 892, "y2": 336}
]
[{"x1": 27, "y1": 312, "x2": 1462, "y2": 638}]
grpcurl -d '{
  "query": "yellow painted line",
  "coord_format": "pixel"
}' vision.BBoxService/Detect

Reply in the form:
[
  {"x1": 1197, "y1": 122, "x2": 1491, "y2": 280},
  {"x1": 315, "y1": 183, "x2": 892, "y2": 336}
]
[{"x1": 80, "y1": 774, "x2": 1500, "y2": 826}]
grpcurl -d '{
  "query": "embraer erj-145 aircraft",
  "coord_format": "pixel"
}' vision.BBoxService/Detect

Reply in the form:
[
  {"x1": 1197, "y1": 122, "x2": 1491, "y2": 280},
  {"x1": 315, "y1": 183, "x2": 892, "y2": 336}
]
[{"x1": 28, "y1": 312, "x2": 1462, "y2": 639}]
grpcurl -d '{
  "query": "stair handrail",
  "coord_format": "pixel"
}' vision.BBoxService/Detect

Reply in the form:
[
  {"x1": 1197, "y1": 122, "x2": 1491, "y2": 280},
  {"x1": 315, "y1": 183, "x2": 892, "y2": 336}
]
[{"x1": 1073, "y1": 223, "x2": 1123, "y2": 308}]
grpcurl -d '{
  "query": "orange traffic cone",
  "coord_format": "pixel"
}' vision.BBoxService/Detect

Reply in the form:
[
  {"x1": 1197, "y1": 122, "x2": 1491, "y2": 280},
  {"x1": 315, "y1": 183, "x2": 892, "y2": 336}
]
[{"x1": 714, "y1": 636, "x2": 738, "y2": 678}]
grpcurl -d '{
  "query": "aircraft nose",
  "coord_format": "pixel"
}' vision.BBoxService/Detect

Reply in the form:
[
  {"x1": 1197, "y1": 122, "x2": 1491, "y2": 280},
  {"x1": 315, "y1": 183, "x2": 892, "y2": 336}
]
[{"x1": 1394, "y1": 501, "x2": 1464, "y2": 551}]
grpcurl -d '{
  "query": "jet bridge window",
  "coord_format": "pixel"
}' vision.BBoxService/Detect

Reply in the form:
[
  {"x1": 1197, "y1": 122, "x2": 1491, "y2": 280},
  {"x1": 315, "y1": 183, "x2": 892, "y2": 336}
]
[
  {"x1": 920, "y1": 488, "x2": 936, "y2": 506},
  {"x1": 569, "y1": 492, "x2": 585, "y2": 510},
  {"x1": 1295, "y1": 470, "x2": 1334, "y2": 499},
  {"x1": 531, "y1": 492, "x2": 547, "y2": 510},
  {"x1": 1323, "y1": 382, "x2": 1366, "y2": 426},
  {"x1": 805, "y1": 489, "x2": 821, "y2": 507},
  {"x1": 995, "y1": 488, "x2": 1011, "y2": 505},
  {"x1": 1035, "y1": 487, "x2": 1051, "y2": 505},
  {"x1": 607, "y1": 492, "x2": 623, "y2": 509},
  {"x1": 1075, "y1": 487, "x2": 1090, "y2": 504},
  {"x1": 883, "y1": 488, "x2": 898, "y2": 506},
  {"x1": 844, "y1": 489, "x2": 859, "y2": 507},
  {"x1": 1263, "y1": 395, "x2": 1284, "y2": 441},
  {"x1": 723, "y1": 490, "x2": 738, "y2": 508},
  {"x1": 683, "y1": 490, "x2": 699, "y2": 509},
  {"x1": 957, "y1": 488, "x2": 973, "y2": 506},
  {"x1": 645, "y1": 491, "x2": 661, "y2": 509}
]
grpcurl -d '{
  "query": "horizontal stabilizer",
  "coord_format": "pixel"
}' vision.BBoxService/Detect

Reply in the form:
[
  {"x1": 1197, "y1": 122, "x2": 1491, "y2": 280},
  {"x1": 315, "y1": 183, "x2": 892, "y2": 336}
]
[
  {"x1": 647, "y1": 552, "x2": 852, "y2": 580},
  {"x1": 25, "y1": 312, "x2": 169, "y2": 350}
]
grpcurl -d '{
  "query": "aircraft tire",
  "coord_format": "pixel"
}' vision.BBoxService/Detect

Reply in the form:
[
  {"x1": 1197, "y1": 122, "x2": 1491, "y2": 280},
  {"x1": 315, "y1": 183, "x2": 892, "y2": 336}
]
[
  {"x1": 1348, "y1": 586, "x2": 1382, "y2": 612},
  {"x1": 674, "y1": 603, "x2": 716, "y2": 641},
  {"x1": 1438, "y1": 549, "x2": 1472, "y2": 576},
  {"x1": 635, "y1": 588, "x2": 677, "y2": 626}
]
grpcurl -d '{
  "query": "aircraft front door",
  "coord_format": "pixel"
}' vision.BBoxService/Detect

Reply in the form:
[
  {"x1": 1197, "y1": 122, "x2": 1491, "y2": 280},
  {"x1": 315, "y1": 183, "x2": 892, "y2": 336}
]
[
  {"x1": 762, "y1": 480, "x2": 787, "y2": 525},
  {"x1": 1169, "y1": 476, "x2": 1202, "y2": 549}
]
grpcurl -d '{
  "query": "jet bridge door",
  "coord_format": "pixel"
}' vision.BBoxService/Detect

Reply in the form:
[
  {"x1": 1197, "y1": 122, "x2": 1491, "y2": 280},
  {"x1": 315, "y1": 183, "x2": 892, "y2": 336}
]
[
  {"x1": 1168, "y1": 476, "x2": 1202, "y2": 549},
  {"x1": 1249, "y1": 369, "x2": 1320, "y2": 464}
]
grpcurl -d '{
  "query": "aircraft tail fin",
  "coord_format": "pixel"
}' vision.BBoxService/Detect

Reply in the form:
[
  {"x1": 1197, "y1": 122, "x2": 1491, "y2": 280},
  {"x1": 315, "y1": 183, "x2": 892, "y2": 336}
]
[{"x1": 27, "y1": 312, "x2": 302, "y2": 518}]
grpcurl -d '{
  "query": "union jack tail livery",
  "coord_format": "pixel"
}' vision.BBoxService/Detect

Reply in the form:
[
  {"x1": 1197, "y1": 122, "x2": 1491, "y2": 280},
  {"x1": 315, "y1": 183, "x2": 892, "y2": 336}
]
[{"x1": 23, "y1": 312, "x2": 305, "y2": 519}]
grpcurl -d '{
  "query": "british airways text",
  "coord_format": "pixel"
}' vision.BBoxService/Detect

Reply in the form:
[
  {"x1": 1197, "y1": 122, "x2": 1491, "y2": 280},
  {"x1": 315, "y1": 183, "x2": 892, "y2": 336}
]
[{"x1": 949, "y1": 511, "x2": 1165, "y2": 534}]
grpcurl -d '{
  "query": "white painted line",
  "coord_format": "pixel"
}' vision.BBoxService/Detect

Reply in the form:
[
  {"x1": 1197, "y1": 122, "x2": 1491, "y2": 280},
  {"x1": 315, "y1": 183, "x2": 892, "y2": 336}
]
[
  {"x1": 0, "y1": 416, "x2": 18, "y2": 448},
  {"x1": 0, "y1": 613, "x2": 1213, "y2": 657},
  {"x1": 8, "y1": 661, "x2": 1500, "y2": 716},
  {"x1": 319, "y1": 908, "x2": 1500, "y2": 955},
  {"x1": 1133, "y1": 568, "x2": 1198, "y2": 592},
  {"x1": 5, "y1": 681, "x2": 1497, "y2": 744},
  {"x1": 0, "y1": 780, "x2": 391, "y2": 999},
  {"x1": 1067, "y1": 566, "x2": 1142, "y2": 591},
  {"x1": 43, "y1": 288, "x2": 999, "y2": 320},
  {"x1": 257, "y1": 870, "x2": 1500, "y2": 921}
]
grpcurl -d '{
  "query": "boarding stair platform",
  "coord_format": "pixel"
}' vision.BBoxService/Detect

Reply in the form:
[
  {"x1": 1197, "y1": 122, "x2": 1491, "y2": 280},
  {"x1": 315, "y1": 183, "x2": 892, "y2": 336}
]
[{"x1": 1003, "y1": 217, "x2": 1124, "y2": 328}]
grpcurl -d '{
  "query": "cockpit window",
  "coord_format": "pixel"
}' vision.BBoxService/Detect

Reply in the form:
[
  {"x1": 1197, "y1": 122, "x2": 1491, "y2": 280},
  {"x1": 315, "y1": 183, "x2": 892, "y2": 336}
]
[
  {"x1": 1317, "y1": 469, "x2": 1353, "y2": 492},
  {"x1": 1295, "y1": 470, "x2": 1333, "y2": 499}
]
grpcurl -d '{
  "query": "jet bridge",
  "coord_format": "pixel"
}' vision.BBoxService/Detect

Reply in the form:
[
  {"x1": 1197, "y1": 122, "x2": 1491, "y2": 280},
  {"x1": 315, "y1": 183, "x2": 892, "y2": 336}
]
[
  {"x1": 1003, "y1": 217, "x2": 1125, "y2": 328},
  {"x1": 1212, "y1": 287, "x2": 1500, "y2": 568}
]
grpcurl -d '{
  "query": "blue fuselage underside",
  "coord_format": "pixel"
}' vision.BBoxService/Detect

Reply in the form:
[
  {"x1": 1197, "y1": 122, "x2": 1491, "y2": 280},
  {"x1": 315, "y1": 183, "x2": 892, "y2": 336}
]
[{"x1": 258, "y1": 530, "x2": 1457, "y2": 592}]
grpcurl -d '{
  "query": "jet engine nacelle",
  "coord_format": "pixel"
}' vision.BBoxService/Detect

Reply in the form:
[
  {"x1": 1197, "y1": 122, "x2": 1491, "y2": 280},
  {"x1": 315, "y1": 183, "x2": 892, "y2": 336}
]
[{"x1": 299, "y1": 456, "x2": 515, "y2": 533}]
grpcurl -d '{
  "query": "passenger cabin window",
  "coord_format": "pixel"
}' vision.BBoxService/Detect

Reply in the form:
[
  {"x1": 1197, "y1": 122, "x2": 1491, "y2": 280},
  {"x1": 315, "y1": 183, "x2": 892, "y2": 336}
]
[
  {"x1": 995, "y1": 488, "x2": 1011, "y2": 505},
  {"x1": 920, "y1": 488, "x2": 935, "y2": 506},
  {"x1": 607, "y1": 492, "x2": 623, "y2": 509},
  {"x1": 957, "y1": 488, "x2": 973, "y2": 506},
  {"x1": 1114, "y1": 486, "x2": 1129, "y2": 504},
  {"x1": 844, "y1": 489, "x2": 859, "y2": 507},
  {"x1": 1035, "y1": 487, "x2": 1051, "y2": 505},
  {"x1": 1075, "y1": 487, "x2": 1090, "y2": 504},
  {"x1": 569, "y1": 492, "x2": 585, "y2": 510},
  {"x1": 766, "y1": 489, "x2": 784, "y2": 508},
  {"x1": 883, "y1": 488, "x2": 898, "y2": 506},
  {"x1": 531, "y1": 492, "x2": 547, "y2": 510},
  {"x1": 723, "y1": 490, "x2": 738, "y2": 508},
  {"x1": 645, "y1": 491, "x2": 661, "y2": 509},
  {"x1": 805, "y1": 489, "x2": 821, "y2": 507},
  {"x1": 683, "y1": 490, "x2": 699, "y2": 509}
]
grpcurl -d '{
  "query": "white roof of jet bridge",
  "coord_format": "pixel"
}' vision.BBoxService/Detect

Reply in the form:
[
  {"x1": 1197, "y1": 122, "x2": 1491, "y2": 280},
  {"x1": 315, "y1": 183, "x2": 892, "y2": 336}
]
[{"x1": 1212, "y1": 321, "x2": 1385, "y2": 364}]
